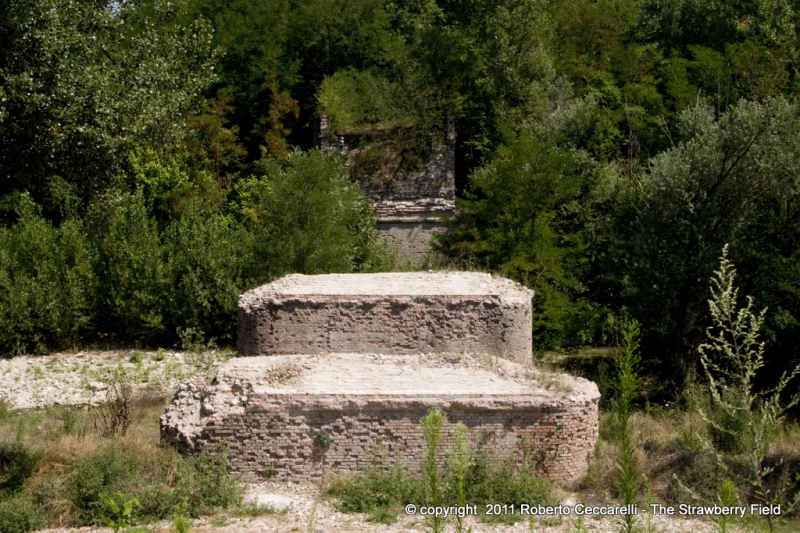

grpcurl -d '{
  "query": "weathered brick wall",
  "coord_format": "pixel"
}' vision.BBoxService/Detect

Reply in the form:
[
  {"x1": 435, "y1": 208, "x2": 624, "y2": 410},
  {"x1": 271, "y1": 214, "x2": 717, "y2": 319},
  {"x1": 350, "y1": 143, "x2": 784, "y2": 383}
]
[
  {"x1": 375, "y1": 221, "x2": 447, "y2": 265},
  {"x1": 189, "y1": 393, "x2": 599, "y2": 484},
  {"x1": 237, "y1": 273, "x2": 534, "y2": 364}
]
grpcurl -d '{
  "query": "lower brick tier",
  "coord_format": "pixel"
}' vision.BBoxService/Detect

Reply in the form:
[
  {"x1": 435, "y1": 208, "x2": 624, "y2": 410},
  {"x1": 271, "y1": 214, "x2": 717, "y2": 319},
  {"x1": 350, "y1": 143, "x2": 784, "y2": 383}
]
[{"x1": 179, "y1": 394, "x2": 599, "y2": 484}]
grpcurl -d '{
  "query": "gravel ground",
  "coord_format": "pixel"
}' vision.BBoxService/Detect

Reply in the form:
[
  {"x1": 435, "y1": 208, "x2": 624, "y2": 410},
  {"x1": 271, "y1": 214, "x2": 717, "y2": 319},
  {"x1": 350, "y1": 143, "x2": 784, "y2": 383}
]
[
  {"x1": 35, "y1": 480, "x2": 726, "y2": 532},
  {"x1": 0, "y1": 349, "x2": 227, "y2": 409}
]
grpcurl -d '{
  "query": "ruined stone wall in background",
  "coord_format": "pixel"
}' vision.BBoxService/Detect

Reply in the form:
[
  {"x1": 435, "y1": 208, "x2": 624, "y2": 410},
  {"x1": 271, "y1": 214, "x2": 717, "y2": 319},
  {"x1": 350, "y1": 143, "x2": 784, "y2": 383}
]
[{"x1": 314, "y1": 117, "x2": 456, "y2": 265}]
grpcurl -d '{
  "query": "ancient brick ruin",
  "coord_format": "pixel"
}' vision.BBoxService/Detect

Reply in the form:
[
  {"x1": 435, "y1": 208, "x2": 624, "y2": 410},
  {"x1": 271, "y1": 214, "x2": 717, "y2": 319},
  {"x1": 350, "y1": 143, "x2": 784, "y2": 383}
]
[
  {"x1": 237, "y1": 272, "x2": 533, "y2": 363},
  {"x1": 315, "y1": 117, "x2": 455, "y2": 265},
  {"x1": 161, "y1": 272, "x2": 600, "y2": 484}
]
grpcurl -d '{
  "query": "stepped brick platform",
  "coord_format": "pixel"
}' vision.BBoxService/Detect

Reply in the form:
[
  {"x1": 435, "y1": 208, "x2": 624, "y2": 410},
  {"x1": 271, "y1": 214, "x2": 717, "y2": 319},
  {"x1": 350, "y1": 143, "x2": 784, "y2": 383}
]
[
  {"x1": 160, "y1": 353, "x2": 600, "y2": 484},
  {"x1": 237, "y1": 272, "x2": 534, "y2": 364}
]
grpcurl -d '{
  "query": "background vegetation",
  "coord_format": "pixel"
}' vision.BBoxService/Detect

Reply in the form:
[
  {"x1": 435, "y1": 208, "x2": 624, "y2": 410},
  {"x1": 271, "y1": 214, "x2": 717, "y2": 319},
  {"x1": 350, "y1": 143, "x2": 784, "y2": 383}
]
[
  {"x1": 2, "y1": 0, "x2": 800, "y2": 528},
  {"x1": 4, "y1": 0, "x2": 800, "y2": 389}
]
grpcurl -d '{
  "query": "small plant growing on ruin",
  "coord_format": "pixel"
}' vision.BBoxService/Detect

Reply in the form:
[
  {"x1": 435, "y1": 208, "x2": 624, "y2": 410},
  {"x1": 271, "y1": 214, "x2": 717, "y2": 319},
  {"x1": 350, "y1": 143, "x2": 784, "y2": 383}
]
[
  {"x1": 421, "y1": 408, "x2": 447, "y2": 533},
  {"x1": 698, "y1": 246, "x2": 800, "y2": 532},
  {"x1": 317, "y1": 429, "x2": 332, "y2": 448},
  {"x1": 612, "y1": 320, "x2": 641, "y2": 533},
  {"x1": 446, "y1": 423, "x2": 473, "y2": 533}
]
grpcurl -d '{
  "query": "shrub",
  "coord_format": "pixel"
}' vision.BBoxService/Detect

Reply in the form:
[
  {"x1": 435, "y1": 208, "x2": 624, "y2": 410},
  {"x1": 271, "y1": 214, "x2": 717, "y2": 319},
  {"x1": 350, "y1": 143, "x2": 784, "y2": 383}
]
[
  {"x1": 0, "y1": 442, "x2": 40, "y2": 495},
  {"x1": 92, "y1": 375, "x2": 132, "y2": 437},
  {"x1": 461, "y1": 454, "x2": 551, "y2": 524},
  {"x1": 163, "y1": 207, "x2": 251, "y2": 343},
  {"x1": 90, "y1": 192, "x2": 168, "y2": 342},
  {"x1": 327, "y1": 466, "x2": 422, "y2": 523},
  {"x1": 0, "y1": 496, "x2": 46, "y2": 533},
  {"x1": 173, "y1": 451, "x2": 241, "y2": 517},
  {"x1": 235, "y1": 149, "x2": 392, "y2": 280},
  {"x1": 0, "y1": 194, "x2": 95, "y2": 354},
  {"x1": 72, "y1": 444, "x2": 139, "y2": 525}
]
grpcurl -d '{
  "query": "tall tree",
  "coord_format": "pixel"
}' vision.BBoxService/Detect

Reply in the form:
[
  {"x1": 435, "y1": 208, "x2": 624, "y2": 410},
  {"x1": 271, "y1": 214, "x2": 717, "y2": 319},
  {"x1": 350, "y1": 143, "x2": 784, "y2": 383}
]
[{"x1": 0, "y1": 0, "x2": 215, "y2": 216}]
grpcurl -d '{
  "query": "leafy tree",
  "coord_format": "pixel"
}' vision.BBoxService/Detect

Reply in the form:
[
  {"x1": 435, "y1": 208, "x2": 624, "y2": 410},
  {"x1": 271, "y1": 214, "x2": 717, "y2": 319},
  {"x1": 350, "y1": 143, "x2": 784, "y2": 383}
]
[
  {"x1": 234, "y1": 149, "x2": 392, "y2": 279},
  {"x1": 0, "y1": 0, "x2": 215, "y2": 215},
  {"x1": 619, "y1": 98, "x2": 800, "y2": 375},
  {"x1": 436, "y1": 128, "x2": 592, "y2": 348}
]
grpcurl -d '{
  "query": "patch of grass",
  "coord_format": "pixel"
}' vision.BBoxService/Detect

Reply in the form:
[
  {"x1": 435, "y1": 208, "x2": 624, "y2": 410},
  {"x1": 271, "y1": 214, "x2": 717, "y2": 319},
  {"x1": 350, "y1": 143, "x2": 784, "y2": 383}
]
[
  {"x1": 0, "y1": 398, "x2": 242, "y2": 531},
  {"x1": 239, "y1": 501, "x2": 278, "y2": 517}
]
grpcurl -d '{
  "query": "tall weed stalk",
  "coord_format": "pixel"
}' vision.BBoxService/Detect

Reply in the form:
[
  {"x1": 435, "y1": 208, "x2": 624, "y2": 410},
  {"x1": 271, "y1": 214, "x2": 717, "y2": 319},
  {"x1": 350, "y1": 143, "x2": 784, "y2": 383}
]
[
  {"x1": 613, "y1": 320, "x2": 641, "y2": 533},
  {"x1": 446, "y1": 423, "x2": 473, "y2": 533},
  {"x1": 698, "y1": 246, "x2": 800, "y2": 531},
  {"x1": 421, "y1": 408, "x2": 446, "y2": 533}
]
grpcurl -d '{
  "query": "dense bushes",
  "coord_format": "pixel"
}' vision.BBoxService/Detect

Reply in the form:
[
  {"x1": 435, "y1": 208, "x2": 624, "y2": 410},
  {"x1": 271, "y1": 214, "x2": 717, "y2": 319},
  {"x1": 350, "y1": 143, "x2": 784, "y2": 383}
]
[
  {"x1": 0, "y1": 196, "x2": 96, "y2": 354},
  {"x1": 0, "y1": 150, "x2": 391, "y2": 355}
]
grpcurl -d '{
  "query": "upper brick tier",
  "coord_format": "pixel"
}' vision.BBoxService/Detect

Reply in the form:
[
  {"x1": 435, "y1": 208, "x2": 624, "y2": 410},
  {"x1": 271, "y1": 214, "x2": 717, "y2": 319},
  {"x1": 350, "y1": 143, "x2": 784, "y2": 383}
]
[{"x1": 237, "y1": 272, "x2": 534, "y2": 363}]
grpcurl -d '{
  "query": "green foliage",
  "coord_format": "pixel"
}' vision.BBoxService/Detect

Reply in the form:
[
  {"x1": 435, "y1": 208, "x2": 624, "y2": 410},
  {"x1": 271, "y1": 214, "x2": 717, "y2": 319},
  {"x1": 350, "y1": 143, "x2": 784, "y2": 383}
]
[
  {"x1": 420, "y1": 408, "x2": 446, "y2": 533},
  {"x1": 172, "y1": 502, "x2": 191, "y2": 533},
  {"x1": 318, "y1": 69, "x2": 410, "y2": 133},
  {"x1": 461, "y1": 455, "x2": 551, "y2": 524},
  {"x1": 128, "y1": 148, "x2": 191, "y2": 211},
  {"x1": 163, "y1": 207, "x2": 250, "y2": 342},
  {"x1": 236, "y1": 149, "x2": 392, "y2": 278},
  {"x1": 328, "y1": 466, "x2": 422, "y2": 523},
  {"x1": 612, "y1": 320, "x2": 642, "y2": 533},
  {"x1": 0, "y1": 496, "x2": 46, "y2": 533},
  {"x1": 446, "y1": 423, "x2": 472, "y2": 533},
  {"x1": 73, "y1": 445, "x2": 140, "y2": 525},
  {"x1": 0, "y1": 442, "x2": 40, "y2": 496},
  {"x1": 0, "y1": 0, "x2": 216, "y2": 211},
  {"x1": 0, "y1": 195, "x2": 95, "y2": 354},
  {"x1": 328, "y1": 446, "x2": 552, "y2": 526},
  {"x1": 172, "y1": 451, "x2": 241, "y2": 517},
  {"x1": 316, "y1": 430, "x2": 332, "y2": 448},
  {"x1": 100, "y1": 492, "x2": 141, "y2": 533},
  {"x1": 91, "y1": 192, "x2": 168, "y2": 342},
  {"x1": 713, "y1": 480, "x2": 740, "y2": 533},
  {"x1": 436, "y1": 129, "x2": 591, "y2": 348},
  {"x1": 620, "y1": 99, "x2": 800, "y2": 373}
]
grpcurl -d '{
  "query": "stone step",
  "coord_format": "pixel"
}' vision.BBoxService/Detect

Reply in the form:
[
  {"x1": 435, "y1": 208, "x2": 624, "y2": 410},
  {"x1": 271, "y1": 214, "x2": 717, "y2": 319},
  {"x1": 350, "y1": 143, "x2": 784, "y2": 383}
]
[
  {"x1": 237, "y1": 272, "x2": 534, "y2": 364},
  {"x1": 160, "y1": 353, "x2": 600, "y2": 484}
]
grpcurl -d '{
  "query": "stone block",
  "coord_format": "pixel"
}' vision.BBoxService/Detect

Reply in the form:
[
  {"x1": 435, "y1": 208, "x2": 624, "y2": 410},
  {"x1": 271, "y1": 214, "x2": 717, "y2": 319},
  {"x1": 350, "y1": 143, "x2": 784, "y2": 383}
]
[
  {"x1": 237, "y1": 272, "x2": 535, "y2": 364},
  {"x1": 160, "y1": 353, "x2": 600, "y2": 484}
]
